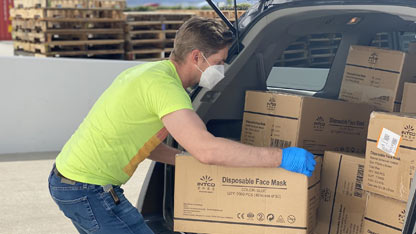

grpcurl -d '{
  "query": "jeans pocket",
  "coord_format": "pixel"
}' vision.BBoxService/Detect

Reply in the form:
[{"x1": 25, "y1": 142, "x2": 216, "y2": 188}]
[{"x1": 51, "y1": 194, "x2": 99, "y2": 233}]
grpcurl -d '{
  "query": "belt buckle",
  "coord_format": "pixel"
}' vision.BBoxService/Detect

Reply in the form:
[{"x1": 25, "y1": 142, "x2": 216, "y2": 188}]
[
  {"x1": 61, "y1": 177, "x2": 76, "y2": 185},
  {"x1": 54, "y1": 167, "x2": 76, "y2": 185}
]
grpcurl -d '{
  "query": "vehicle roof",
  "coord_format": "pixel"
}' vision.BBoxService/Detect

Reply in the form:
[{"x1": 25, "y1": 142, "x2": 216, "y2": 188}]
[{"x1": 239, "y1": 0, "x2": 416, "y2": 32}]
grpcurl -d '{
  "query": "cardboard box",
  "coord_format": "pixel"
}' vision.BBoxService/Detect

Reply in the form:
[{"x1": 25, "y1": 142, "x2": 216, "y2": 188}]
[
  {"x1": 315, "y1": 151, "x2": 366, "y2": 234},
  {"x1": 174, "y1": 155, "x2": 322, "y2": 234},
  {"x1": 400, "y1": 82, "x2": 416, "y2": 114},
  {"x1": 363, "y1": 111, "x2": 416, "y2": 201},
  {"x1": 241, "y1": 91, "x2": 374, "y2": 156},
  {"x1": 338, "y1": 45, "x2": 416, "y2": 111},
  {"x1": 363, "y1": 193, "x2": 407, "y2": 234}
]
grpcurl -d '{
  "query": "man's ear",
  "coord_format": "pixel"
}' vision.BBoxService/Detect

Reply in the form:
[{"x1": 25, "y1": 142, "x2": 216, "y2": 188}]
[{"x1": 190, "y1": 49, "x2": 200, "y2": 65}]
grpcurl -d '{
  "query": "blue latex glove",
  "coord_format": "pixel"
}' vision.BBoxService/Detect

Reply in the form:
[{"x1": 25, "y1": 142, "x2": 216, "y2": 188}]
[{"x1": 281, "y1": 147, "x2": 316, "y2": 177}]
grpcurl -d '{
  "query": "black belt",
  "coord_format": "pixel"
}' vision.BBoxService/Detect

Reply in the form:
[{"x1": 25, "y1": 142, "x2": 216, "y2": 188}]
[
  {"x1": 53, "y1": 166, "x2": 120, "y2": 205},
  {"x1": 53, "y1": 167, "x2": 77, "y2": 185}
]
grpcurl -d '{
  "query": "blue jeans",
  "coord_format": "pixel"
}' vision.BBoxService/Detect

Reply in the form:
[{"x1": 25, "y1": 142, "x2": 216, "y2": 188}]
[{"x1": 48, "y1": 165, "x2": 154, "y2": 234}]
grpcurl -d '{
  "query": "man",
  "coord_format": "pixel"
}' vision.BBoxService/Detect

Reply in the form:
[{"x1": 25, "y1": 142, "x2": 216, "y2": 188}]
[{"x1": 48, "y1": 17, "x2": 316, "y2": 234}]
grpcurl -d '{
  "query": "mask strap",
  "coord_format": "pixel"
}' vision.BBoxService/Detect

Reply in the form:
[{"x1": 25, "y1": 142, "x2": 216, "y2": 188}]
[
  {"x1": 195, "y1": 65, "x2": 203, "y2": 73},
  {"x1": 195, "y1": 52, "x2": 210, "y2": 73},
  {"x1": 201, "y1": 53, "x2": 211, "y2": 66}
]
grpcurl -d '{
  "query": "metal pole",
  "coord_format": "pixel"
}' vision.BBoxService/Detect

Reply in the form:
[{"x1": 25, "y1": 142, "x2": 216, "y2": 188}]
[
  {"x1": 205, "y1": 0, "x2": 236, "y2": 35},
  {"x1": 233, "y1": 0, "x2": 240, "y2": 53}
]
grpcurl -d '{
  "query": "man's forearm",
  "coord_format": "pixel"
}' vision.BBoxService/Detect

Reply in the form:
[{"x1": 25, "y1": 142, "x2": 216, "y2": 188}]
[
  {"x1": 148, "y1": 143, "x2": 181, "y2": 165},
  {"x1": 195, "y1": 137, "x2": 282, "y2": 168}
]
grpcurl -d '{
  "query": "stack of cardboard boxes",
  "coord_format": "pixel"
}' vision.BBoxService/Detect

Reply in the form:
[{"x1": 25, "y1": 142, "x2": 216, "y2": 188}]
[
  {"x1": 174, "y1": 44, "x2": 416, "y2": 234},
  {"x1": 174, "y1": 91, "x2": 374, "y2": 234},
  {"x1": 338, "y1": 45, "x2": 416, "y2": 234},
  {"x1": 361, "y1": 111, "x2": 416, "y2": 234}
]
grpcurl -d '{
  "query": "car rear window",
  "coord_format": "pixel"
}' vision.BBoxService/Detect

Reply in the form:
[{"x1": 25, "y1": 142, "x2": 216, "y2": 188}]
[
  {"x1": 267, "y1": 31, "x2": 416, "y2": 91},
  {"x1": 267, "y1": 33, "x2": 341, "y2": 91}
]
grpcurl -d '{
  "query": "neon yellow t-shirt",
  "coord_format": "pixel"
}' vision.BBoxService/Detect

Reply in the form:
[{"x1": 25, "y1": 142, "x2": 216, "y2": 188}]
[{"x1": 55, "y1": 60, "x2": 193, "y2": 186}]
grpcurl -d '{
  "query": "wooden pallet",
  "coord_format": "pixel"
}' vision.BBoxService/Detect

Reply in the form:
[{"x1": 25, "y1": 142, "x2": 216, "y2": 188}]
[
  {"x1": 123, "y1": 12, "x2": 193, "y2": 60},
  {"x1": 12, "y1": 18, "x2": 124, "y2": 33},
  {"x1": 127, "y1": 29, "x2": 176, "y2": 40},
  {"x1": 126, "y1": 20, "x2": 184, "y2": 32},
  {"x1": 126, "y1": 48, "x2": 164, "y2": 61},
  {"x1": 370, "y1": 32, "x2": 391, "y2": 48},
  {"x1": 124, "y1": 12, "x2": 193, "y2": 22},
  {"x1": 156, "y1": 9, "x2": 246, "y2": 22},
  {"x1": 274, "y1": 33, "x2": 341, "y2": 67},
  {"x1": 125, "y1": 30, "x2": 176, "y2": 57},
  {"x1": 194, "y1": 10, "x2": 245, "y2": 21},
  {"x1": 14, "y1": 49, "x2": 124, "y2": 59},
  {"x1": 14, "y1": 39, "x2": 124, "y2": 57},
  {"x1": 13, "y1": 28, "x2": 123, "y2": 43},
  {"x1": 14, "y1": 0, "x2": 126, "y2": 9},
  {"x1": 10, "y1": 8, "x2": 124, "y2": 20},
  {"x1": 126, "y1": 38, "x2": 174, "y2": 51}
]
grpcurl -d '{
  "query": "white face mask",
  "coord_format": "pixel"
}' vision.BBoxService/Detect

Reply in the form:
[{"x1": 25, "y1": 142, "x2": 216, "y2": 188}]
[{"x1": 196, "y1": 53, "x2": 225, "y2": 90}]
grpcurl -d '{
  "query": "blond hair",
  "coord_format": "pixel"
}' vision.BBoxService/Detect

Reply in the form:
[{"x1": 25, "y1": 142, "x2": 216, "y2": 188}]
[{"x1": 171, "y1": 17, "x2": 233, "y2": 63}]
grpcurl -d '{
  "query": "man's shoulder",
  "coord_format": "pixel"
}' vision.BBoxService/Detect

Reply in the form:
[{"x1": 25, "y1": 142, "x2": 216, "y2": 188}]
[
  {"x1": 135, "y1": 60, "x2": 172, "y2": 73},
  {"x1": 126, "y1": 60, "x2": 175, "y2": 81}
]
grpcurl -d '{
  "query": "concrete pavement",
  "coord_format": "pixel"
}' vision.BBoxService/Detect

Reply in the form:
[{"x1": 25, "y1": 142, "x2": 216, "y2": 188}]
[{"x1": 0, "y1": 152, "x2": 151, "y2": 234}]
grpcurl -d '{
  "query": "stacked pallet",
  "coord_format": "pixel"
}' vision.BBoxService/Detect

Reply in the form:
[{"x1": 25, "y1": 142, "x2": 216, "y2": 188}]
[
  {"x1": 156, "y1": 9, "x2": 246, "y2": 23},
  {"x1": 275, "y1": 33, "x2": 342, "y2": 68},
  {"x1": 11, "y1": 0, "x2": 126, "y2": 59},
  {"x1": 194, "y1": 10, "x2": 245, "y2": 23},
  {"x1": 275, "y1": 32, "x2": 399, "y2": 68},
  {"x1": 13, "y1": 0, "x2": 125, "y2": 9},
  {"x1": 124, "y1": 12, "x2": 193, "y2": 61}
]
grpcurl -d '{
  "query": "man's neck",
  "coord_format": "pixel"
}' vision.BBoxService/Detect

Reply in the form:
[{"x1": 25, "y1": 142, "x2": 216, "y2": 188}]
[{"x1": 169, "y1": 58, "x2": 194, "y2": 89}]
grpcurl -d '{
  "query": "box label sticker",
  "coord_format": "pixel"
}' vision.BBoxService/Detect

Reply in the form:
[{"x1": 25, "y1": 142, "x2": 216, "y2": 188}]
[{"x1": 377, "y1": 128, "x2": 401, "y2": 156}]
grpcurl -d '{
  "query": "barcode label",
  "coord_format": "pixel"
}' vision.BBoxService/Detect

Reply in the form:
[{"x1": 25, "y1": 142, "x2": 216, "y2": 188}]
[
  {"x1": 354, "y1": 164, "x2": 364, "y2": 198},
  {"x1": 377, "y1": 128, "x2": 401, "y2": 156},
  {"x1": 270, "y1": 138, "x2": 292, "y2": 148}
]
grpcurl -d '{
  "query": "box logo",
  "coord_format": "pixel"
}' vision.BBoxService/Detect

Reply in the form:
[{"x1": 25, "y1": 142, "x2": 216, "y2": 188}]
[
  {"x1": 197, "y1": 175, "x2": 215, "y2": 193},
  {"x1": 402, "y1": 125, "x2": 416, "y2": 141},
  {"x1": 266, "y1": 97, "x2": 277, "y2": 111},
  {"x1": 399, "y1": 209, "x2": 406, "y2": 224},
  {"x1": 313, "y1": 116, "x2": 326, "y2": 131},
  {"x1": 198, "y1": 175, "x2": 215, "y2": 187},
  {"x1": 368, "y1": 52, "x2": 378, "y2": 65}
]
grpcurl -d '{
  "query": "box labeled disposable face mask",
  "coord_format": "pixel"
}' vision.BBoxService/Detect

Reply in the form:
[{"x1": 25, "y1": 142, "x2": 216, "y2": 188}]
[
  {"x1": 315, "y1": 151, "x2": 366, "y2": 234},
  {"x1": 241, "y1": 91, "x2": 373, "y2": 156},
  {"x1": 339, "y1": 45, "x2": 416, "y2": 111},
  {"x1": 174, "y1": 155, "x2": 322, "y2": 234},
  {"x1": 363, "y1": 111, "x2": 416, "y2": 201},
  {"x1": 363, "y1": 192, "x2": 407, "y2": 234}
]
